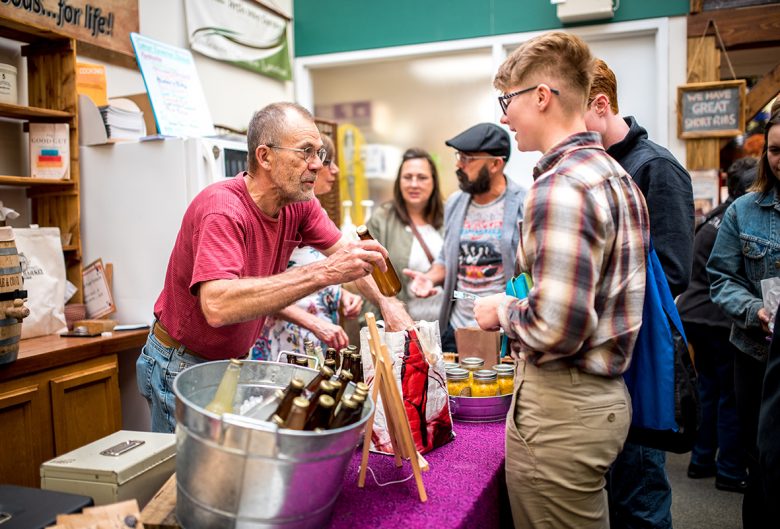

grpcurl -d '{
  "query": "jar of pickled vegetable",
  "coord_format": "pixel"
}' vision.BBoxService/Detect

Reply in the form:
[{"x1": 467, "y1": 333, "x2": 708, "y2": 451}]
[
  {"x1": 446, "y1": 368, "x2": 471, "y2": 396},
  {"x1": 493, "y1": 364, "x2": 515, "y2": 395},
  {"x1": 472, "y1": 369, "x2": 499, "y2": 397}
]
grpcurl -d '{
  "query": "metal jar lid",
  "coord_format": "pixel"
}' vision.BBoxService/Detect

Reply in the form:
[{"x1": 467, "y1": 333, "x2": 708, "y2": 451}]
[
  {"x1": 460, "y1": 357, "x2": 485, "y2": 368},
  {"x1": 444, "y1": 362, "x2": 460, "y2": 371},
  {"x1": 492, "y1": 364, "x2": 515, "y2": 376},
  {"x1": 446, "y1": 368, "x2": 470, "y2": 381},
  {"x1": 473, "y1": 369, "x2": 498, "y2": 381}
]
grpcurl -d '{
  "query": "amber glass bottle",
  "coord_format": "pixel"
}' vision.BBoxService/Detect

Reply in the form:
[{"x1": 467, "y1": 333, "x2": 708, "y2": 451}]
[
  {"x1": 266, "y1": 377, "x2": 305, "y2": 422},
  {"x1": 284, "y1": 397, "x2": 310, "y2": 430},
  {"x1": 329, "y1": 397, "x2": 362, "y2": 429},
  {"x1": 334, "y1": 370, "x2": 352, "y2": 404},
  {"x1": 340, "y1": 348, "x2": 352, "y2": 376},
  {"x1": 355, "y1": 225, "x2": 401, "y2": 297},
  {"x1": 305, "y1": 395, "x2": 336, "y2": 430},
  {"x1": 305, "y1": 365, "x2": 335, "y2": 393},
  {"x1": 205, "y1": 359, "x2": 242, "y2": 414}
]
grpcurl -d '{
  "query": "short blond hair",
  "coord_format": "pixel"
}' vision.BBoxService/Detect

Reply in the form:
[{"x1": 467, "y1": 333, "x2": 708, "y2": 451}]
[{"x1": 494, "y1": 31, "x2": 594, "y2": 115}]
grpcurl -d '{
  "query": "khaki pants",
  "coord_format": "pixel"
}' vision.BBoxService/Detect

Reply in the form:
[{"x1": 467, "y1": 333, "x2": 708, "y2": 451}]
[{"x1": 505, "y1": 358, "x2": 631, "y2": 529}]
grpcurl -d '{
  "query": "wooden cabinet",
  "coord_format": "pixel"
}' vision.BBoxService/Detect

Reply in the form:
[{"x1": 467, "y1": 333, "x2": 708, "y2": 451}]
[
  {"x1": 0, "y1": 355, "x2": 121, "y2": 487},
  {"x1": 0, "y1": 16, "x2": 83, "y2": 301}
]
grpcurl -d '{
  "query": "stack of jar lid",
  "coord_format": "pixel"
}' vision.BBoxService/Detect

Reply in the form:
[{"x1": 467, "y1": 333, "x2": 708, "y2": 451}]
[{"x1": 445, "y1": 357, "x2": 515, "y2": 397}]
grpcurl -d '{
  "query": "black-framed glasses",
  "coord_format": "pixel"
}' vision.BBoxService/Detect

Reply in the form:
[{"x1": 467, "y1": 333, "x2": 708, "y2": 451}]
[
  {"x1": 267, "y1": 144, "x2": 328, "y2": 164},
  {"x1": 498, "y1": 85, "x2": 560, "y2": 115},
  {"x1": 454, "y1": 152, "x2": 505, "y2": 165}
]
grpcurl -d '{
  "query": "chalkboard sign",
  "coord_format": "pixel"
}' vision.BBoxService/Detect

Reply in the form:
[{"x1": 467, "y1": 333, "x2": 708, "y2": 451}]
[{"x1": 678, "y1": 80, "x2": 746, "y2": 139}]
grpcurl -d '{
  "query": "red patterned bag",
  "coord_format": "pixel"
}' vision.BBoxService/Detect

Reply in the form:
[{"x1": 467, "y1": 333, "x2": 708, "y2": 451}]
[{"x1": 359, "y1": 320, "x2": 454, "y2": 454}]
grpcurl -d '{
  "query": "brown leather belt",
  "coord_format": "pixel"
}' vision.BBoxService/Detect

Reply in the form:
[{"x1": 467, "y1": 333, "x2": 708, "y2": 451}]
[{"x1": 152, "y1": 321, "x2": 203, "y2": 359}]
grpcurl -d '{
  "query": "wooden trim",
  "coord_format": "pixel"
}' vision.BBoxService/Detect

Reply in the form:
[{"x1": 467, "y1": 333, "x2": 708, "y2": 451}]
[
  {"x1": 678, "y1": 80, "x2": 746, "y2": 139},
  {"x1": 0, "y1": 329, "x2": 148, "y2": 382},
  {"x1": 0, "y1": 102, "x2": 73, "y2": 121},
  {"x1": 0, "y1": 176, "x2": 75, "y2": 186},
  {"x1": 689, "y1": 0, "x2": 703, "y2": 15},
  {"x1": 745, "y1": 62, "x2": 780, "y2": 121},
  {"x1": 688, "y1": 5, "x2": 780, "y2": 50},
  {"x1": 49, "y1": 355, "x2": 121, "y2": 454}
]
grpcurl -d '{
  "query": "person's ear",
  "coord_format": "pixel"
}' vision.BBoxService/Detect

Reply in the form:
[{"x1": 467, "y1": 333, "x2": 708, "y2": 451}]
[
  {"x1": 592, "y1": 94, "x2": 611, "y2": 116},
  {"x1": 256, "y1": 145, "x2": 272, "y2": 170},
  {"x1": 536, "y1": 84, "x2": 556, "y2": 111}
]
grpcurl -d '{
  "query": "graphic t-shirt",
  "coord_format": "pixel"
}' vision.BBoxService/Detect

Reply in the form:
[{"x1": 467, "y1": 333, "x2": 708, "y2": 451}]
[{"x1": 450, "y1": 193, "x2": 506, "y2": 329}]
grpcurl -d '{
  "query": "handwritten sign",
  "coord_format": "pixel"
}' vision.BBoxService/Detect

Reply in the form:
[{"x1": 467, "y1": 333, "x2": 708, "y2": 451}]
[
  {"x1": 0, "y1": 0, "x2": 138, "y2": 58},
  {"x1": 678, "y1": 80, "x2": 746, "y2": 139},
  {"x1": 130, "y1": 32, "x2": 215, "y2": 138}
]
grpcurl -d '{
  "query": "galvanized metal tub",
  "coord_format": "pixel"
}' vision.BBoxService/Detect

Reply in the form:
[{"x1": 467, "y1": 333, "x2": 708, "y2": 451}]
[
  {"x1": 174, "y1": 360, "x2": 373, "y2": 529},
  {"x1": 449, "y1": 394, "x2": 512, "y2": 423}
]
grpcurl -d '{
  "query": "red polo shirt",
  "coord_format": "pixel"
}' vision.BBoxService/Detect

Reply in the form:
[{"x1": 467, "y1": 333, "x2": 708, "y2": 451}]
[{"x1": 154, "y1": 174, "x2": 341, "y2": 359}]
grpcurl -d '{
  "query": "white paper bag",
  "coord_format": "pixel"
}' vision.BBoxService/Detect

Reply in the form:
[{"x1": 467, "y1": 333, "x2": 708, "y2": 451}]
[
  {"x1": 15, "y1": 227, "x2": 67, "y2": 338},
  {"x1": 359, "y1": 320, "x2": 454, "y2": 455}
]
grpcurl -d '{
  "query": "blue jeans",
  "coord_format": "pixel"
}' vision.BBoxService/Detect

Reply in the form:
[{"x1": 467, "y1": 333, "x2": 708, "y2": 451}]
[
  {"x1": 686, "y1": 323, "x2": 747, "y2": 480},
  {"x1": 607, "y1": 443, "x2": 672, "y2": 529},
  {"x1": 136, "y1": 326, "x2": 204, "y2": 433}
]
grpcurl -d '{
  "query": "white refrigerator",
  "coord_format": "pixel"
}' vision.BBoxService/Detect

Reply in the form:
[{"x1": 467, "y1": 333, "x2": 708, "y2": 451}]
[{"x1": 80, "y1": 137, "x2": 247, "y2": 324}]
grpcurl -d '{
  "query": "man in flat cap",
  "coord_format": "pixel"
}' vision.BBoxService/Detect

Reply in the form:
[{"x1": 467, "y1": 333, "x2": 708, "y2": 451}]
[{"x1": 405, "y1": 122, "x2": 526, "y2": 352}]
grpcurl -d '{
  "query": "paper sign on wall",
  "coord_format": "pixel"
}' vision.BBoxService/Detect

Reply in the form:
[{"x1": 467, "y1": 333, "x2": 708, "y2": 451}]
[{"x1": 130, "y1": 33, "x2": 215, "y2": 138}]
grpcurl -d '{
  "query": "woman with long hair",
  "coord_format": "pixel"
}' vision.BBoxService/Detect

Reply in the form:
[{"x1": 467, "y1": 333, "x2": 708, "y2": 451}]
[
  {"x1": 708, "y1": 105, "x2": 780, "y2": 527},
  {"x1": 365, "y1": 147, "x2": 444, "y2": 321}
]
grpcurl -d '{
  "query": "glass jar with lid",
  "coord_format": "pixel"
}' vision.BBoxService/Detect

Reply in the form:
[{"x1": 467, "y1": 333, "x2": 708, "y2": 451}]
[
  {"x1": 471, "y1": 369, "x2": 499, "y2": 397},
  {"x1": 460, "y1": 357, "x2": 485, "y2": 382},
  {"x1": 493, "y1": 364, "x2": 515, "y2": 395},
  {"x1": 446, "y1": 368, "x2": 471, "y2": 397},
  {"x1": 444, "y1": 361, "x2": 460, "y2": 371}
]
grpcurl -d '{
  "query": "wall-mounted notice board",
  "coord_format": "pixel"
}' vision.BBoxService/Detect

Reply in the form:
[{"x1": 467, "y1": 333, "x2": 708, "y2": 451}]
[{"x1": 678, "y1": 80, "x2": 746, "y2": 139}]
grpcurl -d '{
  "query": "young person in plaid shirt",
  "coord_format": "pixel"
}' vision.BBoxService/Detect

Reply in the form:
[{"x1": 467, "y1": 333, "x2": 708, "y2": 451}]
[{"x1": 474, "y1": 32, "x2": 650, "y2": 528}]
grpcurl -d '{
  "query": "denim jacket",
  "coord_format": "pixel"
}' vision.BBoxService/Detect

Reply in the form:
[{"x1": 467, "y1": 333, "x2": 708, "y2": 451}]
[{"x1": 707, "y1": 189, "x2": 780, "y2": 361}]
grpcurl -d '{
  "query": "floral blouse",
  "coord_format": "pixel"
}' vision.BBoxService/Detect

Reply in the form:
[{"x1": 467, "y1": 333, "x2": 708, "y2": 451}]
[{"x1": 251, "y1": 245, "x2": 341, "y2": 361}]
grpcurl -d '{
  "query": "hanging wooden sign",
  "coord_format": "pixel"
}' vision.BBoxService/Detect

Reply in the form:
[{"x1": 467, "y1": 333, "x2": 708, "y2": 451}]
[
  {"x1": 0, "y1": 0, "x2": 138, "y2": 58},
  {"x1": 678, "y1": 80, "x2": 746, "y2": 139}
]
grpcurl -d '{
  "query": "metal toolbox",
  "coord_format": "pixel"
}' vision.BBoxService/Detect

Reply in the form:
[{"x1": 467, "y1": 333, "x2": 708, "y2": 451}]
[{"x1": 40, "y1": 430, "x2": 175, "y2": 509}]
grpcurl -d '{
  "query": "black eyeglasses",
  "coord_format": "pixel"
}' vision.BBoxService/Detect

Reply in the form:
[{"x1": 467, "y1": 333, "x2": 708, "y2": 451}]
[
  {"x1": 498, "y1": 85, "x2": 560, "y2": 115},
  {"x1": 267, "y1": 145, "x2": 328, "y2": 164}
]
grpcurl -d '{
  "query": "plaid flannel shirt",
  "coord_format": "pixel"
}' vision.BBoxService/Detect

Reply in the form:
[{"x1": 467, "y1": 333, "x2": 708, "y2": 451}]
[{"x1": 498, "y1": 132, "x2": 650, "y2": 376}]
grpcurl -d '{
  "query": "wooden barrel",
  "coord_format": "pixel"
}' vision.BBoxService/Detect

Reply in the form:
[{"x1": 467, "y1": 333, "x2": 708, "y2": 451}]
[{"x1": 0, "y1": 226, "x2": 26, "y2": 365}]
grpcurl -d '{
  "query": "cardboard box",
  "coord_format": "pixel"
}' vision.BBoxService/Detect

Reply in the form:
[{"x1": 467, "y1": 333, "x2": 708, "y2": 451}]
[
  {"x1": 455, "y1": 327, "x2": 500, "y2": 366},
  {"x1": 40, "y1": 430, "x2": 175, "y2": 509}
]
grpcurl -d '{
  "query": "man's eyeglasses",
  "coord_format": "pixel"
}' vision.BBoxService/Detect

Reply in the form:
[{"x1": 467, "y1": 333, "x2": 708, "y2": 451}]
[
  {"x1": 498, "y1": 84, "x2": 560, "y2": 115},
  {"x1": 454, "y1": 152, "x2": 504, "y2": 165},
  {"x1": 267, "y1": 144, "x2": 328, "y2": 164}
]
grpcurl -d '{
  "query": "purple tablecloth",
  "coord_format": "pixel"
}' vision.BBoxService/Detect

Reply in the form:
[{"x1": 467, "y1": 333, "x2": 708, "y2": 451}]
[{"x1": 328, "y1": 421, "x2": 510, "y2": 529}]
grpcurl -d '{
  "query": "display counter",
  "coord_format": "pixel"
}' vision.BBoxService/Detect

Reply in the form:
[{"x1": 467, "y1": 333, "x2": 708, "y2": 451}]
[{"x1": 142, "y1": 420, "x2": 511, "y2": 529}]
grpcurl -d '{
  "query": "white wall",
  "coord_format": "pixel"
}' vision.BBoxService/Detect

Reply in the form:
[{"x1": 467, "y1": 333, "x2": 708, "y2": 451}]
[
  {"x1": 98, "y1": 0, "x2": 295, "y2": 131},
  {"x1": 300, "y1": 17, "x2": 689, "y2": 199},
  {"x1": 311, "y1": 50, "x2": 495, "y2": 198}
]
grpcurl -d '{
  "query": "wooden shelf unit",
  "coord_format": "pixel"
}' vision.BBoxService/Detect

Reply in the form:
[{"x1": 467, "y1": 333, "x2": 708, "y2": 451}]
[{"x1": 0, "y1": 16, "x2": 83, "y2": 302}]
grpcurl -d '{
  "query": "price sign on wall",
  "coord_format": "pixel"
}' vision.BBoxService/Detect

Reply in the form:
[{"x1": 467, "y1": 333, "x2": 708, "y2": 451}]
[{"x1": 677, "y1": 80, "x2": 746, "y2": 139}]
